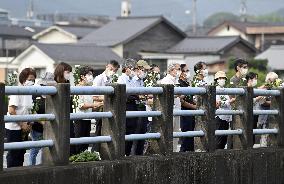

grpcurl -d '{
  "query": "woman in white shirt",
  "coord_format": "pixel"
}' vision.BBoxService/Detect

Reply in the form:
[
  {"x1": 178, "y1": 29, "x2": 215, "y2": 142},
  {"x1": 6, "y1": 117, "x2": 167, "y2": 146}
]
[
  {"x1": 6, "y1": 68, "x2": 36, "y2": 167},
  {"x1": 74, "y1": 66, "x2": 103, "y2": 154}
]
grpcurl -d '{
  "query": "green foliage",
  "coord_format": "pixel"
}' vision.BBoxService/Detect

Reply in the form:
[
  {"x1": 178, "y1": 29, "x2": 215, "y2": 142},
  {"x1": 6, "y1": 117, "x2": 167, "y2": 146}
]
[
  {"x1": 203, "y1": 12, "x2": 240, "y2": 27},
  {"x1": 69, "y1": 151, "x2": 101, "y2": 163},
  {"x1": 228, "y1": 58, "x2": 268, "y2": 72}
]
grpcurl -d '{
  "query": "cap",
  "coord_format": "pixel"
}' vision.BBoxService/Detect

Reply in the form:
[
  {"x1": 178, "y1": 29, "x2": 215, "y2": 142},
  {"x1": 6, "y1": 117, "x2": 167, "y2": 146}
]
[
  {"x1": 137, "y1": 60, "x2": 151, "y2": 70},
  {"x1": 214, "y1": 71, "x2": 227, "y2": 80}
]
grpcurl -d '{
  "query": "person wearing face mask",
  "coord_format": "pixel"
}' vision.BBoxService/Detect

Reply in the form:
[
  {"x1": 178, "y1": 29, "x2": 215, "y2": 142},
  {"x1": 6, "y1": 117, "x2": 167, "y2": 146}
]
[
  {"x1": 160, "y1": 63, "x2": 181, "y2": 152},
  {"x1": 178, "y1": 64, "x2": 197, "y2": 152},
  {"x1": 246, "y1": 72, "x2": 263, "y2": 145},
  {"x1": 6, "y1": 68, "x2": 36, "y2": 167},
  {"x1": 117, "y1": 59, "x2": 140, "y2": 156},
  {"x1": 29, "y1": 72, "x2": 57, "y2": 166},
  {"x1": 92, "y1": 60, "x2": 120, "y2": 152},
  {"x1": 215, "y1": 71, "x2": 233, "y2": 149},
  {"x1": 192, "y1": 62, "x2": 209, "y2": 87},
  {"x1": 129, "y1": 60, "x2": 151, "y2": 155},
  {"x1": 54, "y1": 62, "x2": 76, "y2": 156},
  {"x1": 73, "y1": 66, "x2": 101, "y2": 154},
  {"x1": 230, "y1": 58, "x2": 249, "y2": 87}
]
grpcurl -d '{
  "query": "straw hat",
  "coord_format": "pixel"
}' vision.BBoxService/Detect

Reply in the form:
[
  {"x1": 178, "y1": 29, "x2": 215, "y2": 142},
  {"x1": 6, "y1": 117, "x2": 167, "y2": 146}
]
[
  {"x1": 137, "y1": 60, "x2": 151, "y2": 70},
  {"x1": 214, "y1": 71, "x2": 227, "y2": 80}
]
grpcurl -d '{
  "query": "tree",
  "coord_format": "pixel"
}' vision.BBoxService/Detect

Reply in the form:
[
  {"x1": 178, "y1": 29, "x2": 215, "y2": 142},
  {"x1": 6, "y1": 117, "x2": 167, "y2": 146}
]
[{"x1": 203, "y1": 12, "x2": 240, "y2": 28}]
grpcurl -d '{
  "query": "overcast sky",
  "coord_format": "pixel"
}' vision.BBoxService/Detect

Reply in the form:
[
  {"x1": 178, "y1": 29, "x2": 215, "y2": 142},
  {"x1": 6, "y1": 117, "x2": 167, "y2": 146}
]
[{"x1": 1, "y1": 0, "x2": 284, "y2": 28}]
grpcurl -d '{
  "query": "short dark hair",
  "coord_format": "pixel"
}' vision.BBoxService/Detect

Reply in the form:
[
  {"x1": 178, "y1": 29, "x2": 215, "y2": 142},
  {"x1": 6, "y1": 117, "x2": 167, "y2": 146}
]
[
  {"x1": 150, "y1": 64, "x2": 159, "y2": 71},
  {"x1": 194, "y1": 62, "x2": 206, "y2": 73},
  {"x1": 245, "y1": 72, "x2": 258, "y2": 81},
  {"x1": 19, "y1": 68, "x2": 36, "y2": 84},
  {"x1": 78, "y1": 66, "x2": 95, "y2": 80},
  {"x1": 180, "y1": 64, "x2": 187, "y2": 72},
  {"x1": 234, "y1": 58, "x2": 248, "y2": 72},
  {"x1": 109, "y1": 60, "x2": 120, "y2": 69}
]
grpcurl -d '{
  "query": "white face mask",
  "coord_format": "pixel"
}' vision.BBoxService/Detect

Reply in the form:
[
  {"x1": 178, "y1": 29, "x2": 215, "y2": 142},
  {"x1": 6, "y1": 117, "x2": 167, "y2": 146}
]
[
  {"x1": 202, "y1": 69, "x2": 209, "y2": 77},
  {"x1": 176, "y1": 71, "x2": 182, "y2": 78},
  {"x1": 240, "y1": 68, "x2": 248, "y2": 76},
  {"x1": 139, "y1": 71, "x2": 147, "y2": 79},
  {"x1": 185, "y1": 71, "x2": 191, "y2": 80},
  {"x1": 24, "y1": 80, "x2": 34, "y2": 86},
  {"x1": 217, "y1": 79, "x2": 226, "y2": 87},
  {"x1": 252, "y1": 79, "x2": 258, "y2": 87},
  {"x1": 129, "y1": 70, "x2": 136, "y2": 78},
  {"x1": 85, "y1": 74, "x2": 94, "y2": 84},
  {"x1": 106, "y1": 70, "x2": 115, "y2": 77},
  {"x1": 64, "y1": 72, "x2": 71, "y2": 81}
]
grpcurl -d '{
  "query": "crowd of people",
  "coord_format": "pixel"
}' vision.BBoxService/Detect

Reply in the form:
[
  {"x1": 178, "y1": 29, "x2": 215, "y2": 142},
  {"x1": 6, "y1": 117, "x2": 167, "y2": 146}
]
[{"x1": 5, "y1": 58, "x2": 284, "y2": 167}]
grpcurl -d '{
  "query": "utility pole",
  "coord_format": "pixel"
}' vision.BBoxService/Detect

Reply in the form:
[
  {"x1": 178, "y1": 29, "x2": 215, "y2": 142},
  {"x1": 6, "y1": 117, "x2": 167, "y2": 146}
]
[
  {"x1": 121, "y1": 0, "x2": 131, "y2": 17},
  {"x1": 27, "y1": 0, "x2": 34, "y2": 19},
  {"x1": 240, "y1": 0, "x2": 247, "y2": 22},
  {"x1": 192, "y1": 0, "x2": 197, "y2": 34}
]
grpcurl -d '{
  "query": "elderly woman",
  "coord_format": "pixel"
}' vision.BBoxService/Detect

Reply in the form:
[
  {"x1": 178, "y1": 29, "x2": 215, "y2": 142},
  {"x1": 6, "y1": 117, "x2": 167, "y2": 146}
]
[
  {"x1": 29, "y1": 72, "x2": 56, "y2": 166},
  {"x1": 257, "y1": 72, "x2": 279, "y2": 147},
  {"x1": 160, "y1": 63, "x2": 181, "y2": 152}
]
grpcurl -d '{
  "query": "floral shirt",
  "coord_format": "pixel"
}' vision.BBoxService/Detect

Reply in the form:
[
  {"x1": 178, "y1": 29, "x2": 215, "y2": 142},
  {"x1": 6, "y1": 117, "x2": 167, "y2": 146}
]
[{"x1": 216, "y1": 86, "x2": 232, "y2": 122}]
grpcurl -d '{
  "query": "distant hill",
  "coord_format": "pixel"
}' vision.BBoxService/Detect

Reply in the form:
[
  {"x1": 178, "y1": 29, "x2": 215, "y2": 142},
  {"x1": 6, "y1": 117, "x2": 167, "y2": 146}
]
[
  {"x1": 203, "y1": 8, "x2": 284, "y2": 28},
  {"x1": 0, "y1": 0, "x2": 284, "y2": 29}
]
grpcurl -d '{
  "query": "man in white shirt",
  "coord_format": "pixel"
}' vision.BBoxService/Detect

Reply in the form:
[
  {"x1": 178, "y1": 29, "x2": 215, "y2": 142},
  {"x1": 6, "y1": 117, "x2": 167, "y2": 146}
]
[
  {"x1": 117, "y1": 59, "x2": 140, "y2": 156},
  {"x1": 160, "y1": 63, "x2": 181, "y2": 152},
  {"x1": 92, "y1": 60, "x2": 120, "y2": 152},
  {"x1": 93, "y1": 60, "x2": 120, "y2": 87},
  {"x1": 131, "y1": 60, "x2": 151, "y2": 155}
]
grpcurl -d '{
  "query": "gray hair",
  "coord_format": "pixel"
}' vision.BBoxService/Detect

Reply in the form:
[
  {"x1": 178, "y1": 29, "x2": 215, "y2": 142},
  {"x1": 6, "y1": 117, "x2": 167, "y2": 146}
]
[
  {"x1": 122, "y1": 58, "x2": 137, "y2": 69},
  {"x1": 265, "y1": 72, "x2": 278, "y2": 83},
  {"x1": 37, "y1": 72, "x2": 57, "y2": 86},
  {"x1": 167, "y1": 63, "x2": 179, "y2": 74}
]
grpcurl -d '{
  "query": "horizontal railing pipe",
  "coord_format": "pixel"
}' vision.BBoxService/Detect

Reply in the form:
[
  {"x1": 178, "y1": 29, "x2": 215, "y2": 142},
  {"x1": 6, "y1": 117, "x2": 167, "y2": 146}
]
[
  {"x1": 253, "y1": 128, "x2": 278, "y2": 135},
  {"x1": 173, "y1": 110, "x2": 205, "y2": 116},
  {"x1": 70, "y1": 112, "x2": 113, "y2": 120},
  {"x1": 125, "y1": 133, "x2": 161, "y2": 141},
  {"x1": 4, "y1": 114, "x2": 55, "y2": 122},
  {"x1": 5, "y1": 86, "x2": 57, "y2": 95},
  {"x1": 173, "y1": 131, "x2": 205, "y2": 138},
  {"x1": 253, "y1": 110, "x2": 279, "y2": 115},
  {"x1": 126, "y1": 111, "x2": 162, "y2": 118},
  {"x1": 70, "y1": 136, "x2": 112, "y2": 145},
  {"x1": 215, "y1": 129, "x2": 243, "y2": 136},
  {"x1": 126, "y1": 87, "x2": 163, "y2": 94},
  {"x1": 174, "y1": 87, "x2": 206, "y2": 95},
  {"x1": 4, "y1": 140, "x2": 54, "y2": 150},
  {"x1": 253, "y1": 89, "x2": 280, "y2": 96},
  {"x1": 216, "y1": 88, "x2": 245, "y2": 95},
  {"x1": 215, "y1": 110, "x2": 244, "y2": 115},
  {"x1": 70, "y1": 86, "x2": 114, "y2": 95}
]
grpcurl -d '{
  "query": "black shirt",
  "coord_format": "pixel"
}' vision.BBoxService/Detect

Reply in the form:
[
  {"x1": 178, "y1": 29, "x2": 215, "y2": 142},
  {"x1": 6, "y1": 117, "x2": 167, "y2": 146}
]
[
  {"x1": 32, "y1": 96, "x2": 45, "y2": 133},
  {"x1": 178, "y1": 79, "x2": 195, "y2": 110}
]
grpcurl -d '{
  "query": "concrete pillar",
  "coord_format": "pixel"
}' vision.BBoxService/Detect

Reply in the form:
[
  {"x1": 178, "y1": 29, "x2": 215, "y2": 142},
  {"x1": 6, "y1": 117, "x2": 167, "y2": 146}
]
[
  {"x1": 146, "y1": 84, "x2": 174, "y2": 155},
  {"x1": 100, "y1": 84, "x2": 126, "y2": 160},
  {"x1": 194, "y1": 86, "x2": 217, "y2": 152},
  {"x1": 42, "y1": 83, "x2": 70, "y2": 166},
  {"x1": 0, "y1": 83, "x2": 5, "y2": 171},
  {"x1": 233, "y1": 87, "x2": 254, "y2": 149}
]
